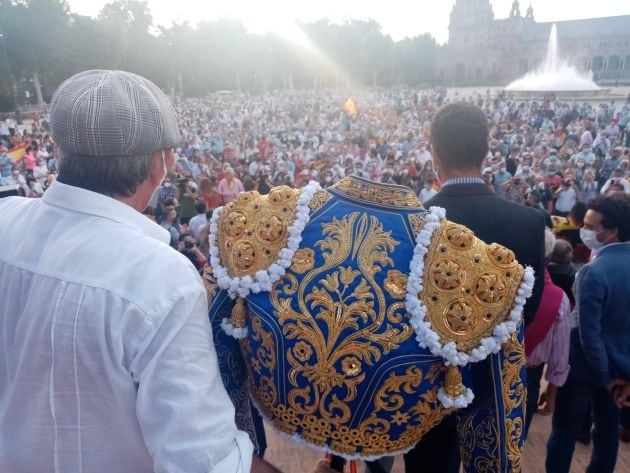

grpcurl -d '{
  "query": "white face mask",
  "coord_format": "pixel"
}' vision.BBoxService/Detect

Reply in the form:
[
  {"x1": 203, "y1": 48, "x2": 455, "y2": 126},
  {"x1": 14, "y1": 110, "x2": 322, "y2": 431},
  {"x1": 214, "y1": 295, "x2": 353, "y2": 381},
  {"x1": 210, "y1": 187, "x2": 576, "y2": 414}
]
[
  {"x1": 161, "y1": 151, "x2": 168, "y2": 182},
  {"x1": 579, "y1": 228, "x2": 608, "y2": 251},
  {"x1": 149, "y1": 152, "x2": 169, "y2": 206}
]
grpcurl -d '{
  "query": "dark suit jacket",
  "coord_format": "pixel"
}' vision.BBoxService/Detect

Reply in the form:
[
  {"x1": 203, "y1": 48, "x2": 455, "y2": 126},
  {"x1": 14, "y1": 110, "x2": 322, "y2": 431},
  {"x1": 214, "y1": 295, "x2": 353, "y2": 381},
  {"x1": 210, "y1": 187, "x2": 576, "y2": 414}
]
[{"x1": 426, "y1": 183, "x2": 545, "y2": 325}]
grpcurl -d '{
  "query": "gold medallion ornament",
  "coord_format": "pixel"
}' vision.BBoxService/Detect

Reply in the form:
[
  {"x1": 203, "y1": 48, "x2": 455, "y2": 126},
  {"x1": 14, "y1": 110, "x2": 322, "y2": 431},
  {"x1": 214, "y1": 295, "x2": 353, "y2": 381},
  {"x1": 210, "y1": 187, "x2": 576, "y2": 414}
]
[
  {"x1": 419, "y1": 221, "x2": 526, "y2": 353},
  {"x1": 217, "y1": 186, "x2": 300, "y2": 278},
  {"x1": 405, "y1": 207, "x2": 533, "y2": 408}
]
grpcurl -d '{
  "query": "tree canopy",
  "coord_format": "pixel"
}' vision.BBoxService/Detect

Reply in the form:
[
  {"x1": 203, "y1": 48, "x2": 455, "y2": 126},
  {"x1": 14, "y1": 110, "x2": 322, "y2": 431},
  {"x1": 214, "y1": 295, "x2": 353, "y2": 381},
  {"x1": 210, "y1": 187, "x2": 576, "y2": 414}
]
[{"x1": 0, "y1": 0, "x2": 439, "y2": 111}]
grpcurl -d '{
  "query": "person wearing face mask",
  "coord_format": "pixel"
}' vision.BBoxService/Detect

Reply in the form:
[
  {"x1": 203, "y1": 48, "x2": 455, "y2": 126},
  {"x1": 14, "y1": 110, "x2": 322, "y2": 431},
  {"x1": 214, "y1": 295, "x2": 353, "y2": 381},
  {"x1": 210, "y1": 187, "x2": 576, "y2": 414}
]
[
  {"x1": 546, "y1": 193, "x2": 630, "y2": 473},
  {"x1": 579, "y1": 169, "x2": 599, "y2": 203},
  {"x1": 493, "y1": 162, "x2": 511, "y2": 198},
  {"x1": 32, "y1": 155, "x2": 49, "y2": 185},
  {"x1": 0, "y1": 70, "x2": 281, "y2": 473}
]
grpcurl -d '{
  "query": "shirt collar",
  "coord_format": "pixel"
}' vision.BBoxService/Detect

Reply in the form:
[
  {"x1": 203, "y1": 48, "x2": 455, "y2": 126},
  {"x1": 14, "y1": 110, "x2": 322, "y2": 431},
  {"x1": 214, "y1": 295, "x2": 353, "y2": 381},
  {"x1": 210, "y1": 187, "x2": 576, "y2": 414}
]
[
  {"x1": 595, "y1": 241, "x2": 630, "y2": 256},
  {"x1": 441, "y1": 177, "x2": 486, "y2": 187},
  {"x1": 43, "y1": 181, "x2": 170, "y2": 244}
]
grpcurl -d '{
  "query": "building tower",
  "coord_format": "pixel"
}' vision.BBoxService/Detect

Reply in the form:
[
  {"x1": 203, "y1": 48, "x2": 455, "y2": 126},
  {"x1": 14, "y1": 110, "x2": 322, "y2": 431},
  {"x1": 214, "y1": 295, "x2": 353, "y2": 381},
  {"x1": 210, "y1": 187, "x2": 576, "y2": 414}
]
[
  {"x1": 445, "y1": 0, "x2": 495, "y2": 83},
  {"x1": 509, "y1": 0, "x2": 521, "y2": 18},
  {"x1": 525, "y1": 3, "x2": 535, "y2": 21},
  {"x1": 448, "y1": 0, "x2": 495, "y2": 50}
]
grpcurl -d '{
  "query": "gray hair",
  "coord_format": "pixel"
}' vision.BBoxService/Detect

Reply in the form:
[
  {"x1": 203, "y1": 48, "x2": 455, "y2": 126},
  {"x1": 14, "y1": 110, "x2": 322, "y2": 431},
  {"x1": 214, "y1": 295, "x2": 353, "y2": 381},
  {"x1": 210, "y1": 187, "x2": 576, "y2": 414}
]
[
  {"x1": 57, "y1": 151, "x2": 154, "y2": 197},
  {"x1": 550, "y1": 238, "x2": 573, "y2": 264},
  {"x1": 544, "y1": 228, "x2": 557, "y2": 259}
]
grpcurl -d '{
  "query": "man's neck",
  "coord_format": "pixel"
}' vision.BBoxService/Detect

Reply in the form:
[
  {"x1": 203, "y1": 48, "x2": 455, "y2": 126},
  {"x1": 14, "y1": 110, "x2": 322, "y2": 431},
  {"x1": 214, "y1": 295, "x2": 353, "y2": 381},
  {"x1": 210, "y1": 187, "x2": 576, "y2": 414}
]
[{"x1": 440, "y1": 168, "x2": 483, "y2": 182}]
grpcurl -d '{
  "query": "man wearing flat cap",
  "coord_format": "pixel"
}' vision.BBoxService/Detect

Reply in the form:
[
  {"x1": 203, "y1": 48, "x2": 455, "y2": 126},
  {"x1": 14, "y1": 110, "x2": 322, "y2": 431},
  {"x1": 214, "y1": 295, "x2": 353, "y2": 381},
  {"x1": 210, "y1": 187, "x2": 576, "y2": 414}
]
[{"x1": 0, "y1": 70, "x2": 280, "y2": 473}]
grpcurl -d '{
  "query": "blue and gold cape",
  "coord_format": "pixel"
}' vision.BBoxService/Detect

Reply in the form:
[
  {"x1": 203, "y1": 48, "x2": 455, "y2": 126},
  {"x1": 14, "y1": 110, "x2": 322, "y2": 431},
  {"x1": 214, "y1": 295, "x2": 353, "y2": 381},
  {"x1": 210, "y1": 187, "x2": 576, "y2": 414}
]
[{"x1": 206, "y1": 176, "x2": 528, "y2": 471}]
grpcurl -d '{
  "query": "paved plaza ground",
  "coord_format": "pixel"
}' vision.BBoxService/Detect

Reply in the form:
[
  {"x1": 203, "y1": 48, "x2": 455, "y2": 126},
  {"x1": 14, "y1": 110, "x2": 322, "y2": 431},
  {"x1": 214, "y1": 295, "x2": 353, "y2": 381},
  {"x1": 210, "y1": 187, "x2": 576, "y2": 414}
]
[{"x1": 263, "y1": 412, "x2": 630, "y2": 472}]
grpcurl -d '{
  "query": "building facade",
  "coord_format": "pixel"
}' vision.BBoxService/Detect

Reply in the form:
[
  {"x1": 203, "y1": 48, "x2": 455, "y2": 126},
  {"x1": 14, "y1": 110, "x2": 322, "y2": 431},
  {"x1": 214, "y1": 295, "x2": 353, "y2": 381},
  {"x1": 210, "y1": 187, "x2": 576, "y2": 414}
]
[{"x1": 439, "y1": 0, "x2": 630, "y2": 86}]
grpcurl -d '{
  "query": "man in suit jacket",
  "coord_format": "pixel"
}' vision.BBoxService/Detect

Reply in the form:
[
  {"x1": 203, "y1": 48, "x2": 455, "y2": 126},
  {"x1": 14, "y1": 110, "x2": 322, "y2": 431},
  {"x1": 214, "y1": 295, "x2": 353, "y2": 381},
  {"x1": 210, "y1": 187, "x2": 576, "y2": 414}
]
[
  {"x1": 546, "y1": 194, "x2": 630, "y2": 473},
  {"x1": 404, "y1": 102, "x2": 545, "y2": 473}
]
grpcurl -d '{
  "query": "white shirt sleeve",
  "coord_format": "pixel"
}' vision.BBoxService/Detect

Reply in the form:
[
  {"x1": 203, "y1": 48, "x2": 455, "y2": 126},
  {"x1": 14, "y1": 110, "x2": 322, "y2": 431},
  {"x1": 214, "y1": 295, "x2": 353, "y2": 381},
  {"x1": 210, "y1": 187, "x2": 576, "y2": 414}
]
[{"x1": 132, "y1": 287, "x2": 254, "y2": 473}]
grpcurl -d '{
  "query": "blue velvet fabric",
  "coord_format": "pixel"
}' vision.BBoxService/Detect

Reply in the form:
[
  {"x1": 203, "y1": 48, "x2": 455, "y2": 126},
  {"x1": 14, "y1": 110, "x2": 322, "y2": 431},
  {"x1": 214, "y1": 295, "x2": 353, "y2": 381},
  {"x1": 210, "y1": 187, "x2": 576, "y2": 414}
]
[{"x1": 207, "y1": 177, "x2": 525, "y2": 469}]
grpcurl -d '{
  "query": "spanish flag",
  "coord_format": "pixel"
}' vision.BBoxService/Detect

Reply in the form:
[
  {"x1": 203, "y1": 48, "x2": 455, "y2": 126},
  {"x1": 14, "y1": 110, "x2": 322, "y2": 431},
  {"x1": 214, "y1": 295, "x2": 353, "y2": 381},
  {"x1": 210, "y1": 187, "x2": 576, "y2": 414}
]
[
  {"x1": 8, "y1": 144, "x2": 27, "y2": 161},
  {"x1": 343, "y1": 97, "x2": 357, "y2": 118}
]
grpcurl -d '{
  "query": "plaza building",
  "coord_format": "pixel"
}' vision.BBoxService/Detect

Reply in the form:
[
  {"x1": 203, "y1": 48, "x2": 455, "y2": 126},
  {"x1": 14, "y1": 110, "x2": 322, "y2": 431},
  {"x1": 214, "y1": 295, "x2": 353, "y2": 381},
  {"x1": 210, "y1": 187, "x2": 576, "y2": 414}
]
[{"x1": 439, "y1": 0, "x2": 630, "y2": 86}]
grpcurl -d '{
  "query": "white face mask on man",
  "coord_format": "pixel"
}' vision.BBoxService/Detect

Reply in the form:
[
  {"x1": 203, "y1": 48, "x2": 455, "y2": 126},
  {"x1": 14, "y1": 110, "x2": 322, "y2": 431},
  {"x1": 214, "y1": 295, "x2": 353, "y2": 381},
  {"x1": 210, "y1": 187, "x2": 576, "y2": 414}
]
[
  {"x1": 579, "y1": 228, "x2": 609, "y2": 251},
  {"x1": 160, "y1": 151, "x2": 168, "y2": 183},
  {"x1": 149, "y1": 151, "x2": 169, "y2": 206}
]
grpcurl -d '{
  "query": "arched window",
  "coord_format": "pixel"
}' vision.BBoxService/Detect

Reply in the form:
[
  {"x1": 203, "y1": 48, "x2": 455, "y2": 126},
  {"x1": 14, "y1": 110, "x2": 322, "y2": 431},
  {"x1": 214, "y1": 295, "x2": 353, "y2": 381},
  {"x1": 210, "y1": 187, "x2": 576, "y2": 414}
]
[
  {"x1": 592, "y1": 56, "x2": 604, "y2": 71},
  {"x1": 608, "y1": 56, "x2": 620, "y2": 70}
]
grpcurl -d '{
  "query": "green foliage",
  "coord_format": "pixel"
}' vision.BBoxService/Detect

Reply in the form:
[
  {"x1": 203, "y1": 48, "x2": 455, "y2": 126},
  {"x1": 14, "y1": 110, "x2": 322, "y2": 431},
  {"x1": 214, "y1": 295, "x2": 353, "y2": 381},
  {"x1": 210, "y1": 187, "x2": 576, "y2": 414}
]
[{"x1": 0, "y1": 0, "x2": 439, "y2": 112}]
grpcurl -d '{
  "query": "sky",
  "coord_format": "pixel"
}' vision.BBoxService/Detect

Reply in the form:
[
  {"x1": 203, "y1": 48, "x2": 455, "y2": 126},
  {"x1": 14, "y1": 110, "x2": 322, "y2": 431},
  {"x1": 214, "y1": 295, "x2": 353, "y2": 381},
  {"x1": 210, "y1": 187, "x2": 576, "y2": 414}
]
[{"x1": 66, "y1": 0, "x2": 630, "y2": 44}]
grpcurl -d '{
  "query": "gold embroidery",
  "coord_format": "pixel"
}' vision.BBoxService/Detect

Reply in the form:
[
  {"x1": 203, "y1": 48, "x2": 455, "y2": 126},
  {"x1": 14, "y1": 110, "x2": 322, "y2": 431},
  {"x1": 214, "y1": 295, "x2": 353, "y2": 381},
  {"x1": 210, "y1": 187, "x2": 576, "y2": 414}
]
[
  {"x1": 503, "y1": 329, "x2": 526, "y2": 471},
  {"x1": 418, "y1": 220, "x2": 526, "y2": 353},
  {"x1": 407, "y1": 213, "x2": 427, "y2": 235},
  {"x1": 487, "y1": 243, "x2": 517, "y2": 266},
  {"x1": 218, "y1": 186, "x2": 300, "y2": 278},
  {"x1": 251, "y1": 362, "x2": 453, "y2": 457},
  {"x1": 444, "y1": 365, "x2": 466, "y2": 398},
  {"x1": 444, "y1": 223, "x2": 476, "y2": 249},
  {"x1": 229, "y1": 298, "x2": 248, "y2": 329},
  {"x1": 476, "y1": 273, "x2": 507, "y2": 305},
  {"x1": 332, "y1": 177, "x2": 424, "y2": 209},
  {"x1": 445, "y1": 301, "x2": 476, "y2": 334},
  {"x1": 384, "y1": 270, "x2": 408, "y2": 299},
  {"x1": 290, "y1": 248, "x2": 315, "y2": 274},
  {"x1": 458, "y1": 397, "x2": 501, "y2": 473},
  {"x1": 309, "y1": 190, "x2": 332, "y2": 212},
  {"x1": 341, "y1": 356, "x2": 362, "y2": 377},
  {"x1": 246, "y1": 211, "x2": 459, "y2": 457},
  {"x1": 203, "y1": 265, "x2": 219, "y2": 306},
  {"x1": 431, "y1": 260, "x2": 465, "y2": 291}
]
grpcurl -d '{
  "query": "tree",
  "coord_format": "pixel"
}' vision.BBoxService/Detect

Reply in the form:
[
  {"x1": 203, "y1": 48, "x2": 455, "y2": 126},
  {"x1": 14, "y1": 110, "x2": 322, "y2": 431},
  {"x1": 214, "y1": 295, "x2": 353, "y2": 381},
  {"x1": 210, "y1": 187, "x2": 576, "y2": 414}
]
[{"x1": 0, "y1": 0, "x2": 440, "y2": 112}]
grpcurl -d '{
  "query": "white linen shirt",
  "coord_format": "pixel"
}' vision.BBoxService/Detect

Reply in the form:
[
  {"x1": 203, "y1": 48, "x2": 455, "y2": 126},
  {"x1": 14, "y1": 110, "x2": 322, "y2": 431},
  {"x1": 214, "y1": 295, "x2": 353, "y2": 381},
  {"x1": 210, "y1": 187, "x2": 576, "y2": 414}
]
[{"x1": 0, "y1": 181, "x2": 253, "y2": 473}]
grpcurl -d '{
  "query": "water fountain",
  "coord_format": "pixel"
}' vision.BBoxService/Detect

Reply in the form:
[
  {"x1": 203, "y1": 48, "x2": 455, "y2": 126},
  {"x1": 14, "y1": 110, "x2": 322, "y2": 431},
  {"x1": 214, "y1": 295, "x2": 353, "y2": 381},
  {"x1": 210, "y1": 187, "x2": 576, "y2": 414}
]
[{"x1": 505, "y1": 24, "x2": 602, "y2": 94}]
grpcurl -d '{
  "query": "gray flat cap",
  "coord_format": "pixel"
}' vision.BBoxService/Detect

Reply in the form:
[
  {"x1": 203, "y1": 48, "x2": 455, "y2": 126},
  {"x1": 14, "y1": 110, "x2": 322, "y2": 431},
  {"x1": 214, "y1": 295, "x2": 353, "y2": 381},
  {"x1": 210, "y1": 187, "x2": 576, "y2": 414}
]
[{"x1": 50, "y1": 70, "x2": 179, "y2": 157}]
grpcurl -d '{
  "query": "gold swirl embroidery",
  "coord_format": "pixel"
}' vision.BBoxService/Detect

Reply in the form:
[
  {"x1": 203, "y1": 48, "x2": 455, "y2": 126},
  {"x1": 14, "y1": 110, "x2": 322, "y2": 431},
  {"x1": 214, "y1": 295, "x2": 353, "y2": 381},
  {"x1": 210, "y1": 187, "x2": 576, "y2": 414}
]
[
  {"x1": 252, "y1": 363, "x2": 453, "y2": 457},
  {"x1": 332, "y1": 177, "x2": 423, "y2": 209},
  {"x1": 252, "y1": 211, "x2": 458, "y2": 457},
  {"x1": 309, "y1": 190, "x2": 332, "y2": 212},
  {"x1": 407, "y1": 212, "x2": 427, "y2": 235},
  {"x1": 503, "y1": 329, "x2": 526, "y2": 471},
  {"x1": 458, "y1": 397, "x2": 501, "y2": 473},
  {"x1": 374, "y1": 366, "x2": 424, "y2": 412}
]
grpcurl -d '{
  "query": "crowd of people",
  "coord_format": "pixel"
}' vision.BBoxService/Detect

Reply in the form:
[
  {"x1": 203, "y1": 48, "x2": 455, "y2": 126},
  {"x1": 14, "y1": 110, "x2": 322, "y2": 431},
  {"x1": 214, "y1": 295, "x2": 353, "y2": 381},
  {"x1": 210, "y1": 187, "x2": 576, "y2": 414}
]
[
  {"x1": 2, "y1": 88, "x2": 630, "y2": 268},
  {"x1": 2, "y1": 85, "x2": 630, "y2": 472}
]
